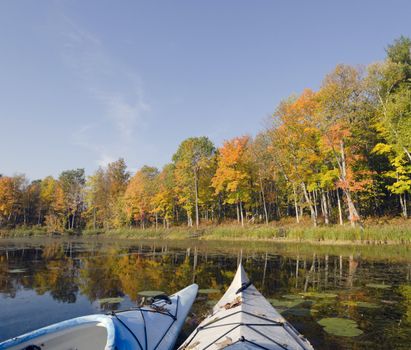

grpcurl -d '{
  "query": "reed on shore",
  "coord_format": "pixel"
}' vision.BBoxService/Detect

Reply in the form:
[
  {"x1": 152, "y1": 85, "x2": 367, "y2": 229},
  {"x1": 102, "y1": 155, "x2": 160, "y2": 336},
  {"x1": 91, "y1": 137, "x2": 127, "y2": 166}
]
[{"x1": 2, "y1": 218, "x2": 411, "y2": 245}]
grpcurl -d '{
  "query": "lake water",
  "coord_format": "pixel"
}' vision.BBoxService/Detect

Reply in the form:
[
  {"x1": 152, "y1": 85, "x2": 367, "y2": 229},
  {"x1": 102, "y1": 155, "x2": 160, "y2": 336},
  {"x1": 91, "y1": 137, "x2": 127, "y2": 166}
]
[{"x1": 0, "y1": 238, "x2": 410, "y2": 349}]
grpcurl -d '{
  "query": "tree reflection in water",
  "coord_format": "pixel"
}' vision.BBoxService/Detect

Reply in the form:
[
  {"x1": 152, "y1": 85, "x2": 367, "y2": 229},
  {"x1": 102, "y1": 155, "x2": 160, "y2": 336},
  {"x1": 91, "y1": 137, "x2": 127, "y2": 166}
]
[{"x1": 0, "y1": 240, "x2": 411, "y2": 349}]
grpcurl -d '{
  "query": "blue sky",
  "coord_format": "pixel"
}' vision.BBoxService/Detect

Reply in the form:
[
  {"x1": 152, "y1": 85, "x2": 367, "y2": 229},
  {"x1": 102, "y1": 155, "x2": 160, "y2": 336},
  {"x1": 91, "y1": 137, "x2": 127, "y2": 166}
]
[{"x1": 1, "y1": 0, "x2": 410, "y2": 180}]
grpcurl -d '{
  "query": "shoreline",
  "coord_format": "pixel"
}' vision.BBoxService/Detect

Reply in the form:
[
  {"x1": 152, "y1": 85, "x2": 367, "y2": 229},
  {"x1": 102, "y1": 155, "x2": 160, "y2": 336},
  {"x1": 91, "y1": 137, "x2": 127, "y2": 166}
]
[
  {"x1": 1, "y1": 234, "x2": 411, "y2": 263},
  {"x1": 2, "y1": 222, "x2": 411, "y2": 246}
]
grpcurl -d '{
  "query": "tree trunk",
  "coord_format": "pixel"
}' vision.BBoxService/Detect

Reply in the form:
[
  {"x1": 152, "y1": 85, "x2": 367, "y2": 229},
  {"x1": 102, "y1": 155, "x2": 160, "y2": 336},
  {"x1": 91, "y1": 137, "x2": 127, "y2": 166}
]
[
  {"x1": 194, "y1": 170, "x2": 199, "y2": 229},
  {"x1": 336, "y1": 189, "x2": 343, "y2": 225},
  {"x1": 187, "y1": 211, "x2": 192, "y2": 227},
  {"x1": 218, "y1": 194, "x2": 223, "y2": 222},
  {"x1": 72, "y1": 211, "x2": 76, "y2": 230},
  {"x1": 339, "y1": 141, "x2": 361, "y2": 227},
  {"x1": 293, "y1": 184, "x2": 300, "y2": 223},
  {"x1": 38, "y1": 206, "x2": 42, "y2": 225},
  {"x1": 312, "y1": 190, "x2": 318, "y2": 218},
  {"x1": 322, "y1": 190, "x2": 329, "y2": 225},
  {"x1": 320, "y1": 191, "x2": 325, "y2": 218},
  {"x1": 403, "y1": 147, "x2": 411, "y2": 163},
  {"x1": 400, "y1": 193, "x2": 408, "y2": 218},
  {"x1": 236, "y1": 200, "x2": 240, "y2": 223},
  {"x1": 259, "y1": 175, "x2": 269, "y2": 225},
  {"x1": 155, "y1": 212, "x2": 158, "y2": 230},
  {"x1": 343, "y1": 188, "x2": 360, "y2": 227},
  {"x1": 301, "y1": 182, "x2": 317, "y2": 227},
  {"x1": 404, "y1": 194, "x2": 408, "y2": 219},
  {"x1": 239, "y1": 201, "x2": 244, "y2": 227},
  {"x1": 326, "y1": 191, "x2": 332, "y2": 220}
]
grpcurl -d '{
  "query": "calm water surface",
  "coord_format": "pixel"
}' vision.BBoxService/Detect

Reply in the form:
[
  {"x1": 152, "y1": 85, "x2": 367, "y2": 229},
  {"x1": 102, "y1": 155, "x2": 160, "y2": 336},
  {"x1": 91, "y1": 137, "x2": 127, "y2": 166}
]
[{"x1": 0, "y1": 238, "x2": 410, "y2": 349}]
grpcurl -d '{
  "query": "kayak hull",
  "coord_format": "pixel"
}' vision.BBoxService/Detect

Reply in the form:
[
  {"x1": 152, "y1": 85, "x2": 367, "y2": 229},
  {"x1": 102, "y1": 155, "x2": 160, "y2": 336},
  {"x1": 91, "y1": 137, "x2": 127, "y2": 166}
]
[
  {"x1": 179, "y1": 264, "x2": 313, "y2": 350},
  {"x1": 0, "y1": 284, "x2": 198, "y2": 350}
]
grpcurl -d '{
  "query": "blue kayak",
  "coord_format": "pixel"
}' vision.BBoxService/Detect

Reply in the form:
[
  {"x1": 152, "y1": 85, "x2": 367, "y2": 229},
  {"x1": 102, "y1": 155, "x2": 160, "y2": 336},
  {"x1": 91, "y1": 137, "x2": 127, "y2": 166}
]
[{"x1": 0, "y1": 284, "x2": 198, "y2": 350}]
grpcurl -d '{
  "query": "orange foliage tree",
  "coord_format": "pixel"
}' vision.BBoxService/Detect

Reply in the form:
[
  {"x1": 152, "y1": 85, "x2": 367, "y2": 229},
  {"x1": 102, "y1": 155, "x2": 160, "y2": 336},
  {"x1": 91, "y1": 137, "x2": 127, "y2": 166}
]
[
  {"x1": 124, "y1": 166, "x2": 159, "y2": 229},
  {"x1": 212, "y1": 136, "x2": 254, "y2": 226}
]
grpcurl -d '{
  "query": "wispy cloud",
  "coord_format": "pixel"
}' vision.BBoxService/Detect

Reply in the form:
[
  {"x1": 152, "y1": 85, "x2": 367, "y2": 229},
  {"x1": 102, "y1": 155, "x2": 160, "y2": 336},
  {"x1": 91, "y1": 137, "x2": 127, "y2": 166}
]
[
  {"x1": 91, "y1": 89, "x2": 151, "y2": 140},
  {"x1": 70, "y1": 123, "x2": 109, "y2": 166},
  {"x1": 58, "y1": 12, "x2": 151, "y2": 167},
  {"x1": 96, "y1": 153, "x2": 117, "y2": 168},
  {"x1": 71, "y1": 122, "x2": 131, "y2": 168}
]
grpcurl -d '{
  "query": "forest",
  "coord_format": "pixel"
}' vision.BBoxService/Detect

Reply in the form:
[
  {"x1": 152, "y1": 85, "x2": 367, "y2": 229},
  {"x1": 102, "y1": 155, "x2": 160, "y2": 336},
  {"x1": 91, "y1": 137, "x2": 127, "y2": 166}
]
[{"x1": 1, "y1": 37, "x2": 411, "y2": 233}]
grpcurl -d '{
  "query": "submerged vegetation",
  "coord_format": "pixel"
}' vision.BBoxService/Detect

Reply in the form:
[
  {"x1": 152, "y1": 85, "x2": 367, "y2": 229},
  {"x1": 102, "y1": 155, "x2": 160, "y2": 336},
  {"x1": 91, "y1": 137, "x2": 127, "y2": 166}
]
[
  {"x1": 2, "y1": 37, "x2": 411, "y2": 241},
  {"x1": 318, "y1": 318, "x2": 364, "y2": 337}
]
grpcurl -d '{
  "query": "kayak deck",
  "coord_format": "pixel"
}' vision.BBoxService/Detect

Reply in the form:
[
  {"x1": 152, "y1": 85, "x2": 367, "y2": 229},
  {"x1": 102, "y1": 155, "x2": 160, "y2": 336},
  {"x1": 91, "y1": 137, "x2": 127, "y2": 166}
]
[
  {"x1": 1, "y1": 284, "x2": 198, "y2": 350},
  {"x1": 0, "y1": 315, "x2": 116, "y2": 350},
  {"x1": 180, "y1": 264, "x2": 313, "y2": 350}
]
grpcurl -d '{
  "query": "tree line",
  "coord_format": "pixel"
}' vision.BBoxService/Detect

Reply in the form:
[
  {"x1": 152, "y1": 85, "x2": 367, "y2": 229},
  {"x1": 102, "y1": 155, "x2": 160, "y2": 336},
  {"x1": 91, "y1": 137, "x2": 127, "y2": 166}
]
[{"x1": 1, "y1": 37, "x2": 411, "y2": 231}]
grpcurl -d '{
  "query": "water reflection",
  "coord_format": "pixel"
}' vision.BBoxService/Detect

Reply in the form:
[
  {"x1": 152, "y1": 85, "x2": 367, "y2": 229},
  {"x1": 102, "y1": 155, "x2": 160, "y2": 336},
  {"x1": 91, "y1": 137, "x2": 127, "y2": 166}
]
[{"x1": 0, "y1": 239, "x2": 410, "y2": 349}]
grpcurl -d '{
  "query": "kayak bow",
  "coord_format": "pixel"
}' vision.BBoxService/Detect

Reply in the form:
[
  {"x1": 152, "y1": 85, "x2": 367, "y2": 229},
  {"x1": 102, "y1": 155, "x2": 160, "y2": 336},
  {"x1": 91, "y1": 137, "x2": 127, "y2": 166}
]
[{"x1": 179, "y1": 264, "x2": 313, "y2": 350}]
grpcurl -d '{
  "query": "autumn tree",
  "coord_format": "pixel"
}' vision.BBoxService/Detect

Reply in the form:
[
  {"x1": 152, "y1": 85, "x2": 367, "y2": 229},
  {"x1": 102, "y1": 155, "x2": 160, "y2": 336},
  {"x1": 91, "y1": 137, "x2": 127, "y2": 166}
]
[
  {"x1": 86, "y1": 159, "x2": 130, "y2": 229},
  {"x1": 37, "y1": 176, "x2": 65, "y2": 231},
  {"x1": 269, "y1": 90, "x2": 323, "y2": 226},
  {"x1": 317, "y1": 65, "x2": 374, "y2": 227},
  {"x1": 86, "y1": 168, "x2": 109, "y2": 229},
  {"x1": 152, "y1": 164, "x2": 177, "y2": 228},
  {"x1": 367, "y1": 37, "x2": 411, "y2": 158},
  {"x1": 124, "y1": 166, "x2": 159, "y2": 229},
  {"x1": 59, "y1": 169, "x2": 85, "y2": 230},
  {"x1": 0, "y1": 177, "x2": 18, "y2": 227},
  {"x1": 22, "y1": 179, "x2": 41, "y2": 226},
  {"x1": 366, "y1": 37, "x2": 411, "y2": 217},
  {"x1": 249, "y1": 133, "x2": 275, "y2": 224},
  {"x1": 173, "y1": 137, "x2": 215, "y2": 228},
  {"x1": 106, "y1": 158, "x2": 130, "y2": 227},
  {"x1": 212, "y1": 136, "x2": 254, "y2": 227}
]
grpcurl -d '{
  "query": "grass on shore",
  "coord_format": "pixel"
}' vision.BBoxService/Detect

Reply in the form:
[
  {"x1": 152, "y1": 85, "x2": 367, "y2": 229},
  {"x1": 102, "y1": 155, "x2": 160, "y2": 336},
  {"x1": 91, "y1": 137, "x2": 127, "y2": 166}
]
[
  {"x1": 94, "y1": 224, "x2": 411, "y2": 244},
  {"x1": 0, "y1": 226, "x2": 48, "y2": 238},
  {"x1": 2, "y1": 218, "x2": 411, "y2": 244},
  {"x1": 210, "y1": 224, "x2": 411, "y2": 243}
]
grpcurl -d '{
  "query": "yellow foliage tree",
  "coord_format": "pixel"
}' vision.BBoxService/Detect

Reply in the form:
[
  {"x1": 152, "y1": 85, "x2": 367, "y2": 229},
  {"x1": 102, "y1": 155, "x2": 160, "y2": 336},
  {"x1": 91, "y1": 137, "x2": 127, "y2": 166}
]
[
  {"x1": 124, "y1": 166, "x2": 159, "y2": 229},
  {"x1": 212, "y1": 136, "x2": 254, "y2": 226}
]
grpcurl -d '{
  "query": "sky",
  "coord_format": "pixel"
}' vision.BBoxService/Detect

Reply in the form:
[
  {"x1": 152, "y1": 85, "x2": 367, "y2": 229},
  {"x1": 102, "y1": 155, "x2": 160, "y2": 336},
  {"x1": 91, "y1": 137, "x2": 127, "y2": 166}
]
[{"x1": 0, "y1": 0, "x2": 410, "y2": 180}]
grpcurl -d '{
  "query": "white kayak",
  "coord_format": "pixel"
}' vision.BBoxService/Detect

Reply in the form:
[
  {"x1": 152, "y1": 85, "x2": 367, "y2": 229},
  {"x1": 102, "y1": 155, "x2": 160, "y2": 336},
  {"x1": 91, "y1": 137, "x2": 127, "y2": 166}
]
[
  {"x1": 179, "y1": 264, "x2": 314, "y2": 350},
  {"x1": 0, "y1": 284, "x2": 198, "y2": 350}
]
